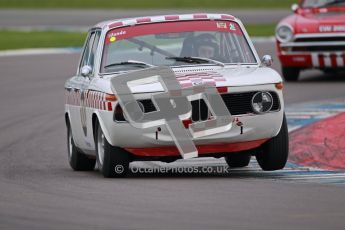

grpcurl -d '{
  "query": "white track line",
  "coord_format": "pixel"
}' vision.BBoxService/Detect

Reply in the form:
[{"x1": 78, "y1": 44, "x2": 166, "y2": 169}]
[{"x1": 0, "y1": 47, "x2": 81, "y2": 57}]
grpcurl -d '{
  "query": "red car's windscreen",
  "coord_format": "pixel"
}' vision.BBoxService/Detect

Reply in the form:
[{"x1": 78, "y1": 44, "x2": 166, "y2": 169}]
[{"x1": 302, "y1": 0, "x2": 345, "y2": 8}]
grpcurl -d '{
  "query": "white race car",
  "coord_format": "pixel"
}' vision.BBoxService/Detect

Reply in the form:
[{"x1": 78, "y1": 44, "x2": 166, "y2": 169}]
[{"x1": 65, "y1": 13, "x2": 289, "y2": 177}]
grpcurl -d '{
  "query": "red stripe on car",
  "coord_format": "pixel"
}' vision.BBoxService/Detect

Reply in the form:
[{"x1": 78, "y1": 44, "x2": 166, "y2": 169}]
[
  {"x1": 109, "y1": 22, "x2": 124, "y2": 28},
  {"x1": 330, "y1": 54, "x2": 337, "y2": 67},
  {"x1": 193, "y1": 14, "x2": 208, "y2": 19},
  {"x1": 136, "y1": 18, "x2": 151, "y2": 23},
  {"x1": 165, "y1": 15, "x2": 180, "y2": 20},
  {"x1": 221, "y1": 15, "x2": 235, "y2": 20}
]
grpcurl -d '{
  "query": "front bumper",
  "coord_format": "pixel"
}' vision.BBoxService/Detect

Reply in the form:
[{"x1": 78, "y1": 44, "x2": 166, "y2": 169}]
[
  {"x1": 277, "y1": 33, "x2": 345, "y2": 69},
  {"x1": 97, "y1": 85, "x2": 284, "y2": 157},
  {"x1": 279, "y1": 52, "x2": 345, "y2": 69}
]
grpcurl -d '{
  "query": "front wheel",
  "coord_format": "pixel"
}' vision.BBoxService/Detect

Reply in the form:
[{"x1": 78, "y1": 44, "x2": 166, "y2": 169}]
[
  {"x1": 282, "y1": 67, "x2": 300, "y2": 82},
  {"x1": 95, "y1": 120, "x2": 130, "y2": 178},
  {"x1": 256, "y1": 114, "x2": 289, "y2": 171},
  {"x1": 323, "y1": 69, "x2": 338, "y2": 75}
]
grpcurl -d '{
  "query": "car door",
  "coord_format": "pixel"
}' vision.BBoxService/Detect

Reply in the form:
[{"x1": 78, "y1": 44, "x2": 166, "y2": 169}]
[
  {"x1": 67, "y1": 30, "x2": 98, "y2": 150},
  {"x1": 79, "y1": 29, "x2": 102, "y2": 151}
]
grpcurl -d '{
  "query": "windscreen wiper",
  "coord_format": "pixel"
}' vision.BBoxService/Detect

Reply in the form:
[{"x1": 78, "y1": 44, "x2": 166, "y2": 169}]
[
  {"x1": 166, "y1": 56, "x2": 225, "y2": 67},
  {"x1": 104, "y1": 60, "x2": 155, "y2": 69}
]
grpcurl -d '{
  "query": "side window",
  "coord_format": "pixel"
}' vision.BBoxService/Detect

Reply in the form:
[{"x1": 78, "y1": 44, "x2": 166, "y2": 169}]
[
  {"x1": 89, "y1": 31, "x2": 101, "y2": 70},
  {"x1": 79, "y1": 30, "x2": 101, "y2": 74},
  {"x1": 80, "y1": 32, "x2": 95, "y2": 71}
]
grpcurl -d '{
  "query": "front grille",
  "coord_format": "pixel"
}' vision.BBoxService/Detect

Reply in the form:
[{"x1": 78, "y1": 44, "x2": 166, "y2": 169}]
[
  {"x1": 222, "y1": 91, "x2": 280, "y2": 115},
  {"x1": 294, "y1": 37, "x2": 345, "y2": 43},
  {"x1": 288, "y1": 35, "x2": 345, "y2": 52},
  {"x1": 292, "y1": 45, "x2": 345, "y2": 52},
  {"x1": 138, "y1": 91, "x2": 280, "y2": 120},
  {"x1": 191, "y1": 100, "x2": 209, "y2": 121}
]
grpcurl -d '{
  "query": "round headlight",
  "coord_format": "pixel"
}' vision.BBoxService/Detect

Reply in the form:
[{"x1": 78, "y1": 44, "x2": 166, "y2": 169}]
[
  {"x1": 137, "y1": 101, "x2": 146, "y2": 113},
  {"x1": 276, "y1": 25, "x2": 294, "y2": 43},
  {"x1": 251, "y1": 92, "x2": 273, "y2": 114}
]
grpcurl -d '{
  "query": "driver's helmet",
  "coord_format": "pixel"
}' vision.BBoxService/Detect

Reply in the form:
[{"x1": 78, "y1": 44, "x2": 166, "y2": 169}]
[{"x1": 194, "y1": 34, "x2": 219, "y2": 59}]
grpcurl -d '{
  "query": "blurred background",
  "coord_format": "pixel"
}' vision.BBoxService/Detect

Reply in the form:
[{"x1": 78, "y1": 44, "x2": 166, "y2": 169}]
[
  {"x1": 1, "y1": 2, "x2": 345, "y2": 230},
  {"x1": 0, "y1": 0, "x2": 296, "y2": 50}
]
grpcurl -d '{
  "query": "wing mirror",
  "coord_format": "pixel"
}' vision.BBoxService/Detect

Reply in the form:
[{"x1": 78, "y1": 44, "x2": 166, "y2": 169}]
[
  {"x1": 291, "y1": 3, "x2": 299, "y2": 13},
  {"x1": 81, "y1": 65, "x2": 92, "y2": 77},
  {"x1": 261, "y1": 55, "x2": 273, "y2": 67}
]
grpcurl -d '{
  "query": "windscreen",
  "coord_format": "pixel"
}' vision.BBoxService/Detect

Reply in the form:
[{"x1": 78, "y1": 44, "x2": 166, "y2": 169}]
[
  {"x1": 302, "y1": 0, "x2": 345, "y2": 8},
  {"x1": 101, "y1": 20, "x2": 257, "y2": 73}
]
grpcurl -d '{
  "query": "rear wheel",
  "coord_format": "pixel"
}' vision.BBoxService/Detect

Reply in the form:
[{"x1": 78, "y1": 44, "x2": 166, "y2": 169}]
[
  {"x1": 95, "y1": 120, "x2": 130, "y2": 178},
  {"x1": 67, "y1": 124, "x2": 96, "y2": 171},
  {"x1": 282, "y1": 67, "x2": 300, "y2": 82},
  {"x1": 225, "y1": 152, "x2": 251, "y2": 168},
  {"x1": 256, "y1": 114, "x2": 289, "y2": 171}
]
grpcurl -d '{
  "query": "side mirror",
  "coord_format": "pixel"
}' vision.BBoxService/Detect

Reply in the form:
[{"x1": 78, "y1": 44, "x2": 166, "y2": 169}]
[
  {"x1": 81, "y1": 65, "x2": 92, "y2": 77},
  {"x1": 261, "y1": 55, "x2": 273, "y2": 67},
  {"x1": 291, "y1": 4, "x2": 299, "y2": 13}
]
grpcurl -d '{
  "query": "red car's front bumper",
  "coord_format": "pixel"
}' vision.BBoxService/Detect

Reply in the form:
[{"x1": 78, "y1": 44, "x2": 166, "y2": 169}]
[
  {"x1": 279, "y1": 52, "x2": 345, "y2": 69},
  {"x1": 277, "y1": 42, "x2": 345, "y2": 69}
]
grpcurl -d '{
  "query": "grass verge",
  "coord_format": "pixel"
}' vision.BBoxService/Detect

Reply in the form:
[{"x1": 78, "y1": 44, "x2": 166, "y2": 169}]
[
  {"x1": 0, "y1": 30, "x2": 87, "y2": 50},
  {"x1": 246, "y1": 24, "x2": 276, "y2": 37},
  {"x1": 0, "y1": 0, "x2": 295, "y2": 9}
]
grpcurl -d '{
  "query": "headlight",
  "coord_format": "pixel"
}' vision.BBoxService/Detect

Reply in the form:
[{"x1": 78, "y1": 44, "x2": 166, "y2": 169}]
[
  {"x1": 251, "y1": 92, "x2": 273, "y2": 114},
  {"x1": 114, "y1": 101, "x2": 145, "y2": 122},
  {"x1": 276, "y1": 25, "x2": 294, "y2": 43}
]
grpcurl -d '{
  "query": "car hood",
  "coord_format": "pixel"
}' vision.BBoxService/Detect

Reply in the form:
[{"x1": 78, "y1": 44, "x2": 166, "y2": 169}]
[
  {"x1": 295, "y1": 8, "x2": 345, "y2": 33},
  {"x1": 103, "y1": 66, "x2": 282, "y2": 94}
]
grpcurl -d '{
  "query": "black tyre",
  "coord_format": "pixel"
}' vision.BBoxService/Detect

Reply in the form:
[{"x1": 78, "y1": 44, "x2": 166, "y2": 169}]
[
  {"x1": 225, "y1": 152, "x2": 251, "y2": 168},
  {"x1": 282, "y1": 67, "x2": 300, "y2": 82},
  {"x1": 323, "y1": 69, "x2": 338, "y2": 75},
  {"x1": 95, "y1": 120, "x2": 130, "y2": 178},
  {"x1": 256, "y1": 114, "x2": 289, "y2": 171},
  {"x1": 67, "y1": 124, "x2": 96, "y2": 171}
]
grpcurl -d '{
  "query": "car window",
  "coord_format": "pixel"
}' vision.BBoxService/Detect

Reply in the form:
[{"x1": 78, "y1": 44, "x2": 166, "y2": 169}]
[{"x1": 79, "y1": 30, "x2": 101, "y2": 75}]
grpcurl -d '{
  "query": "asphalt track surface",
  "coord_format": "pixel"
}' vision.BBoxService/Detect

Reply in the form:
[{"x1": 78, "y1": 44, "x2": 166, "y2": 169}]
[
  {"x1": 0, "y1": 9, "x2": 290, "y2": 29},
  {"x1": 1, "y1": 41, "x2": 345, "y2": 230}
]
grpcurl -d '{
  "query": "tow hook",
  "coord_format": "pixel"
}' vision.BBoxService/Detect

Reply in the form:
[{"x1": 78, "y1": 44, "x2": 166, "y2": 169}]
[{"x1": 155, "y1": 127, "x2": 162, "y2": 140}]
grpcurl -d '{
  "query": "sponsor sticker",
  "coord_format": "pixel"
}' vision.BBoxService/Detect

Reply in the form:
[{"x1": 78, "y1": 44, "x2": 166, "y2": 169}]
[
  {"x1": 217, "y1": 22, "x2": 227, "y2": 29},
  {"x1": 107, "y1": 30, "x2": 127, "y2": 39},
  {"x1": 229, "y1": 23, "x2": 236, "y2": 31},
  {"x1": 192, "y1": 79, "x2": 203, "y2": 86},
  {"x1": 319, "y1": 25, "x2": 345, "y2": 32}
]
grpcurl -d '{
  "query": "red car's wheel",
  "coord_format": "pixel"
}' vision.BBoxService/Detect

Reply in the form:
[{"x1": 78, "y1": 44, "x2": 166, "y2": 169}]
[{"x1": 282, "y1": 67, "x2": 300, "y2": 82}]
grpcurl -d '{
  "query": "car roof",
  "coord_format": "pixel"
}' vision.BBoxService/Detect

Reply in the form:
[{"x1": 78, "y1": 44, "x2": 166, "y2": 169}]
[{"x1": 93, "y1": 13, "x2": 238, "y2": 30}]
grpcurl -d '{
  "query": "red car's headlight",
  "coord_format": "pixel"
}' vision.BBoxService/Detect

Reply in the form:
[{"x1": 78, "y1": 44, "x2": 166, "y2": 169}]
[{"x1": 276, "y1": 25, "x2": 294, "y2": 43}]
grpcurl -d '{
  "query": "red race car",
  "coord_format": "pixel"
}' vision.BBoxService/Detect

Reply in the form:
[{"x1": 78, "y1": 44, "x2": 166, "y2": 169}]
[{"x1": 276, "y1": 0, "x2": 345, "y2": 81}]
